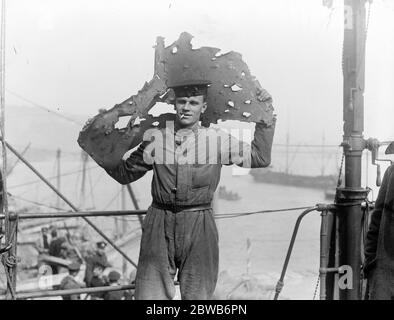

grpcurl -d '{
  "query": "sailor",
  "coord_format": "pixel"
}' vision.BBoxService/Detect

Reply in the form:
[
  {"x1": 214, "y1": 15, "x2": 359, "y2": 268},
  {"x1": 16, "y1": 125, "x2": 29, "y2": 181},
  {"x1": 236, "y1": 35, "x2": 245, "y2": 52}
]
[
  {"x1": 48, "y1": 229, "x2": 66, "y2": 257},
  {"x1": 93, "y1": 78, "x2": 276, "y2": 300},
  {"x1": 84, "y1": 241, "x2": 111, "y2": 286},
  {"x1": 35, "y1": 226, "x2": 51, "y2": 254},
  {"x1": 88, "y1": 261, "x2": 109, "y2": 300},
  {"x1": 60, "y1": 241, "x2": 82, "y2": 265},
  {"x1": 59, "y1": 262, "x2": 84, "y2": 300},
  {"x1": 48, "y1": 228, "x2": 66, "y2": 274},
  {"x1": 364, "y1": 141, "x2": 394, "y2": 300},
  {"x1": 103, "y1": 270, "x2": 125, "y2": 300}
]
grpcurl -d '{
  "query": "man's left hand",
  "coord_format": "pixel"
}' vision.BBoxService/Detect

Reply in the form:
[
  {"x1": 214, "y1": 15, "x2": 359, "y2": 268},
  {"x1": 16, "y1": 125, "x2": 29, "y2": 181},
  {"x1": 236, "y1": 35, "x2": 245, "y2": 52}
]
[{"x1": 256, "y1": 87, "x2": 273, "y2": 105}]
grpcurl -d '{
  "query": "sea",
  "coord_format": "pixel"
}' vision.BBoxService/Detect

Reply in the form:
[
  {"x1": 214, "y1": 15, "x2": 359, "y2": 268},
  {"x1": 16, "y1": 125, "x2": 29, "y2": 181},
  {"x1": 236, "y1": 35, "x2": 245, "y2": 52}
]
[{"x1": 1, "y1": 146, "x2": 390, "y2": 299}]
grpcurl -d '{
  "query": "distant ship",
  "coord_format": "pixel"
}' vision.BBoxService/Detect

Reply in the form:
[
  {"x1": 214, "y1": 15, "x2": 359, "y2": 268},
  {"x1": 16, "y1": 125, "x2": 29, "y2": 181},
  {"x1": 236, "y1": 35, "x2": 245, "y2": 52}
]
[
  {"x1": 249, "y1": 132, "x2": 340, "y2": 191},
  {"x1": 249, "y1": 169, "x2": 338, "y2": 190},
  {"x1": 218, "y1": 186, "x2": 241, "y2": 201}
]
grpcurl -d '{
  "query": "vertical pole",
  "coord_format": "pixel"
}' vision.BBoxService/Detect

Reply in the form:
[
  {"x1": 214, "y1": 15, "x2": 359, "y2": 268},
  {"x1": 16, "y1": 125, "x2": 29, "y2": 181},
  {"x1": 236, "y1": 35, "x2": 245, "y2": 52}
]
[
  {"x1": 324, "y1": 212, "x2": 337, "y2": 300},
  {"x1": 79, "y1": 150, "x2": 88, "y2": 208},
  {"x1": 0, "y1": 170, "x2": 3, "y2": 233},
  {"x1": 365, "y1": 151, "x2": 369, "y2": 189},
  {"x1": 321, "y1": 132, "x2": 326, "y2": 176},
  {"x1": 336, "y1": 0, "x2": 369, "y2": 300},
  {"x1": 114, "y1": 215, "x2": 119, "y2": 241},
  {"x1": 0, "y1": 0, "x2": 17, "y2": 299},
  {"x1": 126, "y1": 184, "x2": 143, "y2": 228},
  {"x1": 55, "y1": 148, "x2": 61, "y2": 209},
  {"x1": 0, "y1": 0, "x2": 4, "y2": 237},
  {"x1": 285, "y1": 132, "x2": 289, "y2": 175},
  {"x1": 319, "y1": 210, "x2": 334, "y2": 300},
  {"x1": 121, "y1": 185, "x2": 127, "y2": 277}
]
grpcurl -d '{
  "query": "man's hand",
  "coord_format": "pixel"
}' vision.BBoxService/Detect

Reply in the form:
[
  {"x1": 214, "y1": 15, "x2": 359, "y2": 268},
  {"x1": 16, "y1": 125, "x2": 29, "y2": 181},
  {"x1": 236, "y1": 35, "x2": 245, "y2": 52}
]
[
  {"x1": 253, "y1": 81, "x2": 275, "y2": 126},
  {"x1": 257, "y1": 87, "x2": 273, "y2": 105},
  {"x1": 253, "y1": 78, "x2": 273, "y2": 106},
  {"x1": 365, "y1": 138, "x2": 380, "y2": 152}
]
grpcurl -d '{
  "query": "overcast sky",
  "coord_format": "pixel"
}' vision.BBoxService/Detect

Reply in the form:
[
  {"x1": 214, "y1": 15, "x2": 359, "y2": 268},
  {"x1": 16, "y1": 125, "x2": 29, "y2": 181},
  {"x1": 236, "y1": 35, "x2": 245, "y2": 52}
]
[{"x1": 3, "y1": 0, "x2": 394, "y2": 146}]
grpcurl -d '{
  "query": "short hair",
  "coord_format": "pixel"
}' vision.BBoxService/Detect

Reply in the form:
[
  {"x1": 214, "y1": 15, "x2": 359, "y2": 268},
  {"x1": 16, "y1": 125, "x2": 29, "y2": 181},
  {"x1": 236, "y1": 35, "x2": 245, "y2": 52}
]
[
  {"x1": 173, "y1": 84, "x2": 208, "y2": 97},
  {"x1": 174, "y1": 94, "x2": 207, "y2": 103},
  {"x1": 96, "y1": 241, "x2": 107, "y2": 249}
]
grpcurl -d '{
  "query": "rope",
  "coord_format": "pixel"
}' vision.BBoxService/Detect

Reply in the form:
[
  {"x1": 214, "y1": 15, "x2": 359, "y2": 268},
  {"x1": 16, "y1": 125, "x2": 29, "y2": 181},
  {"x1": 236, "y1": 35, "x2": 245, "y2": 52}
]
[
  {"x1": 365, "y1": 1, "x2": 372, "y2": 42},
  {"x1": 1, "y1": 258, "x2": 16, "y2": 299},
  {"x1": 103, "y1": 189, "x2": 123, "y2": 210},
  {"x1": 87, "y1": 168, "x2": 97, "y2": 209},
  {"x1": 313, "y1": 275, "x2": 320, "y2": 300},
  {"x1": 8, "y1": 193, "x2": 70, "y2": 211},
  {"x1": 336, "y1": 152, "x2": 345, "y2": 188},
  {"x1": 6, "y1": 89, "x2": 83, "y2": 127},
  {"x1": 4, "y1": 255, "x2": 17, "y2": 268},
  {"x1": 8, "y1": 165, "x2": 99, "y2": 189}
]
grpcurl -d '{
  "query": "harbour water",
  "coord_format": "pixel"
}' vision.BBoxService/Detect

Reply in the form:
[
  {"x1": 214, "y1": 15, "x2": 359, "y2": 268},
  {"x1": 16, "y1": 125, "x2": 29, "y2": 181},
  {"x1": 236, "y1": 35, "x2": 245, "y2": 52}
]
[{"x1": 2, "y1": 146, "x2": 389, "y2": 299}]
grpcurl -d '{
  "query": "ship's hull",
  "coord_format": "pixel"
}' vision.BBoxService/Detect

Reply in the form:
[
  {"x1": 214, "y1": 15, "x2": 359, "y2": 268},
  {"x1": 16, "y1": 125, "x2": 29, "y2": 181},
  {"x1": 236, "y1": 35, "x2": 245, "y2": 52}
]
[{"x1": 250, "y1": 169, "x2": 337, "y2": 190}]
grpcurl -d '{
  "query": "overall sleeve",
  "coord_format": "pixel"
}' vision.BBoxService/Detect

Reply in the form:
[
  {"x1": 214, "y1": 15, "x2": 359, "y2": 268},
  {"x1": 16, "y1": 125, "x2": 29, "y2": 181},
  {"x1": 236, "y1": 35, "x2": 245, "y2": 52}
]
[
  {"x1": 364, "y1": 165, "x2": 393, "y2": 276},
  {"x1": 104, "y1": 140, "x2": 153, "y2": 185},
  {"x1": 220, "y1": 120, "x2": 276, "y2": 168}
]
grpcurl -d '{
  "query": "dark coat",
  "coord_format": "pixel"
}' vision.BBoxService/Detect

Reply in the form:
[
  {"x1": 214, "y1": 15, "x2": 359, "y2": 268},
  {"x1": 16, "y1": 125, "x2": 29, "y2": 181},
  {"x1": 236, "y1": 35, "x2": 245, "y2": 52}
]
[
  {"x1": 89, "y1": 275, "x2": 109, "y2": 299},
  {"x1": 59, "y1": 275, "x2": 82, "y2": 300},
  {"x1": 103, "y1": 287, "x2": 124, "y2": 300},
  {"x1": 49, "y1": 237, "x2": 66, "y2": 257},
  {"x1": 364, "y1": 164, "x2": 394, "y2": 299},
  {"x1": 84, "y1": 252, "x2": 110, "y2": 285}
]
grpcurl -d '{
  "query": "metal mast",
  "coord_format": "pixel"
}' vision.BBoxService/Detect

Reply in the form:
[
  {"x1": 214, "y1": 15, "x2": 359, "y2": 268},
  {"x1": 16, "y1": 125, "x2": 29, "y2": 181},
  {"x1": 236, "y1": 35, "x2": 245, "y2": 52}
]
[
  {"x1": 79, "y1": 150, "x2": 89, "y2": 208},
  {"x1": 55, "y1": 148, "x2": 61, "y2": 209},
  {"x1": 0, "y1": 0, "x2": 17, "y2": 299},
  {"x1": 336, "y1": 0, "x2": 369, "y2": 300}
]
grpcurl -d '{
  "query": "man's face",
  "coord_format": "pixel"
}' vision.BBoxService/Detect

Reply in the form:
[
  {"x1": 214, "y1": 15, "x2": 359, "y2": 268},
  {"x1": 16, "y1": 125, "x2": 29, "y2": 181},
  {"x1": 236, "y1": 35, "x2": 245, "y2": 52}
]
[
  {"x1": 93, "y1": 266, "x2": 104, "y2": 277},
  {"x1": 97, "y1": 247, "x2": 105, "y2": 255},
  {"x1": 174, "y1": 95, "x2": 207, "y2": 128}
]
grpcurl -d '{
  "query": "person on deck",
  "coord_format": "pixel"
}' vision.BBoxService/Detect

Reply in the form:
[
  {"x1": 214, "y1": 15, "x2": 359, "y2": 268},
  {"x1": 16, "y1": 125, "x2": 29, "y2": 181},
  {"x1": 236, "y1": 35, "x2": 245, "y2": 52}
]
[
  {"x1": 60, "y1": 241, "x2": 83, "y2": 265},
  {"x1": 59, "y1": 262, "x2": 84, "y2": 300},
  {"x1": 84, "y1": 241, "x2": 111, "y2": 286},
  {"x1": 35, "y1": 226, "x2": 51, "y2": 254},
  {"x1": 48, "y1": 229, "x2": 66, "y2": 274},
  {"x1": 364, "y1": 141, "x2": 394, "y2": 300},
  {"x1": 103, "y1": 270, "x2": 125, "y2": 300},
  {"x1": 88, "y1": 262, "x2": 109, "y2": 300},
  {"x1": 84, "y1": 78, "x2": 276, "y2": 300}
]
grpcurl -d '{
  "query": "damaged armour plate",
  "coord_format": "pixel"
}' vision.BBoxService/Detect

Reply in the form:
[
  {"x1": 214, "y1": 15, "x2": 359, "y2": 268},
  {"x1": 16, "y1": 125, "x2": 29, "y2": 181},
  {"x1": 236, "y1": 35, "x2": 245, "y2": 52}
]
[{"x1": 78, "y1": 32, "x2": 274, "y2": 168}]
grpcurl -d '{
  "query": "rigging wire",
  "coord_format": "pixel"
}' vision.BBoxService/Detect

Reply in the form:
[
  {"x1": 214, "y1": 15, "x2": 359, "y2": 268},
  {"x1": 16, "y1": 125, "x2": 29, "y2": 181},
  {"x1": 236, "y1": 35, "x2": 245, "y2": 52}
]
[
  {"x1": 7, "y1": 165, "x2": 99, "y2": 189},
  {"x1": 215, "y1": 206, "x2": 313, "y2": 219},
  {"x1": 6, "y1": 89, "x2": 83, "y2": 127},
  {"x1": 102, "y1": 189, "x2": 123, "y2": 211},
  {"x1": 9, "y1": 145, "x2": 81, "y2": 156},
  {"x1": 87, "y1": 168, "x2": 97, "y2": 209},
  {"x1": 8, "y1": 193, "x2": 70, "y2": 212}
]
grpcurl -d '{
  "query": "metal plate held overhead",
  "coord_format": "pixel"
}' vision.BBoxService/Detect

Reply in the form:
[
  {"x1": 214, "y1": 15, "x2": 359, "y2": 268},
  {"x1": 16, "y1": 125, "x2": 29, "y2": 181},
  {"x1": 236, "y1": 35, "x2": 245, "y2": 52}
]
[
  {"x1": 78, "y1": 32, "x2": 274, "y2": 169},
  {"x1": 385, "y1": 141, "x2": 394, "y2": 155},
  {"x1": 161, "y1": 32, "x2": 275, "y2": 127}
]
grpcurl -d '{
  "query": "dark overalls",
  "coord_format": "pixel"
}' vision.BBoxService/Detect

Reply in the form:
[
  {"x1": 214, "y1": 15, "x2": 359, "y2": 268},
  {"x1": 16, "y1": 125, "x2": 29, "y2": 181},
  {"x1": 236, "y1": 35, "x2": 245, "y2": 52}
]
[
  {"x1": 365, "y1": 164, "x2": 394, "y2": 299},
  {"x1": 105, "y1": 122, "x2": 275, "y2": 299}
]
